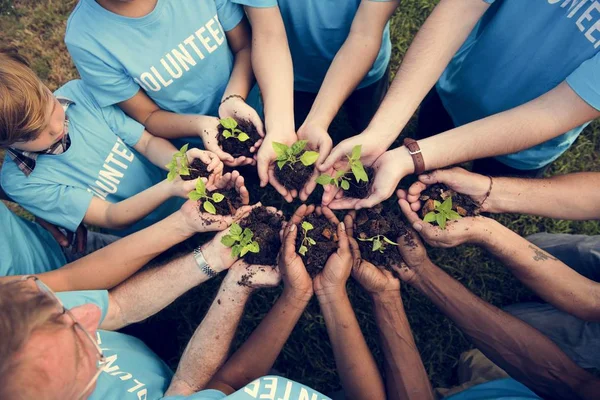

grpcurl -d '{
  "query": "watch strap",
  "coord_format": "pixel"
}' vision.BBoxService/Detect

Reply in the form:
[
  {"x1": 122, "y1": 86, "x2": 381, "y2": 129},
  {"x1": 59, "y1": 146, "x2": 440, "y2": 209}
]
[
  {"x1": 193, "y1": 246, "x2": 218, "y2": 278},
  {"x1": 403, "y1": 138, "x2": 425, "y2": 175}
]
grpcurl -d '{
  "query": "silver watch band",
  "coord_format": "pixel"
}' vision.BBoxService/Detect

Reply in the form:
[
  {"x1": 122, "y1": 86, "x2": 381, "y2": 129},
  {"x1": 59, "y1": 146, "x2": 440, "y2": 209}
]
[{"x1": 193, "y1": 246, "x2": 218, "y2": 278}]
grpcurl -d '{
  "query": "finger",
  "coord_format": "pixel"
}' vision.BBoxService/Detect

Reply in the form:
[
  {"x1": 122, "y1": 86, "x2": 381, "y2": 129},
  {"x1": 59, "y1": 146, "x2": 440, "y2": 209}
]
[
  {"x1": 396, "y1": 189, "x2": 408, "y2": 200},
  {"x1": 290, "y1": 204, "x2": 308, "y2": 225},
  {"x1": 234, "y1": 174, "x2": 250, "y2": 205},
  {"x1": 283, "y1": 224, "x2": 298, "y2": 259},
  {"x1": 398, "y1": 198, "x2": 424, "y2": 231},
  {"x1": 250, "y1": 138, "x2": 264, "y2": 153},
  {"x1": 251, "y1": 113, "x2": 266, "y2": 138},
  {"x1": 328, "y1": 196, "x2": 360, "y2": 210},
  {"x1": 256, "y1": 152, "x2": 270, "y2": 187},
  {"x1": 321, "y1": 184, "x2": 341, "y2": 205},
  {"x1": 336, "y1": 221, "x2": 349, "y2": 254},
  {"x1": 207, "y1": 145, "x2": 235, "y2": 164},
  {"x1": 343, "y1": 213, "x2": 355, "y2": 237},
  {"x1": 268, "y1": 167, "x2": 293, "y2": 202},
  {"x1": 38, "y1": 219, "x2": 70, "y2": 247},
  {"x1": 299, "y1": 169, "x2": 319, "y2": 202},
  {"x1": 395, "y1": 227, "x2": 425, "y2": 259},
  {"x1": 290, "y1": 189, "x2": 298, "y2": 199},
  {"x1": 320, "y1": 206, "x2": 340, "y2": 225},
  {"x1": 315, "y1": 139, "x2": 333, "y2": 167},
  {"x1": 319, "y1": 144, "x2": 346, "y2": 172},
  {"x1": 208, "y1": 156, "x2": 224, "y2": 174},
  {"x1": 407, "y1": 181, "x2": 428, "y2": 201}
]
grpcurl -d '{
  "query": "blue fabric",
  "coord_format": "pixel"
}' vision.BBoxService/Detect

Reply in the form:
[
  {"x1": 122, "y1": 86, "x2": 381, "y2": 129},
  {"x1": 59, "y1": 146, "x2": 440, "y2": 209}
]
[
  {"x1": 0, "y1": 80, "x2": 183, "y2": 237},
  {"x1": 0, "y1": 201, "x2": 66, "y2": 276},
  {"x1": 232, "y1": 0, "x2": 394, "y2": 93},
  {"x1": 437, "y1": 0, "x2": 600, "y2": 170},
  {"x1": 445, "y1": 378, "x2": 540, "y2": 400}
]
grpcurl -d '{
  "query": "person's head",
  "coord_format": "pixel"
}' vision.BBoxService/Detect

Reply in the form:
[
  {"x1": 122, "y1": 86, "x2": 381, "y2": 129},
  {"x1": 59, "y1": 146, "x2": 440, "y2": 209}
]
[
  {"x1": 0, "y1": 277, "x2": 104, "y2": 400},
  {"x1": 0, "y1": 48, "x2": 66, "y2": 152}
]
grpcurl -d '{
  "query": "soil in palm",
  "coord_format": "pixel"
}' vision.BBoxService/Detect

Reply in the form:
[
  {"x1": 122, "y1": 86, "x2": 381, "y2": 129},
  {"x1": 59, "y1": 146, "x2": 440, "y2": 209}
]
[
  {"x1": 419, "y1": 183, "x2": 481, "y2": 218},
  {"x1": 274, "y1": 159, "x2": 313, "y2": 191},
  {"x1": 344, "y1": 167, "x2": 375, "y2": 199},
  {"x1": 240, "y1": 206, "x2": 284, "y2": 265},
  {"x1": 217, "y1": 118, "x2": 261, "y2": 158},
  {"x1": 180, "y1": 159, "x2": 210, "y2": 181},
  {"x1": 294, "y1": 213, "x2": 339, "y2": 278}
]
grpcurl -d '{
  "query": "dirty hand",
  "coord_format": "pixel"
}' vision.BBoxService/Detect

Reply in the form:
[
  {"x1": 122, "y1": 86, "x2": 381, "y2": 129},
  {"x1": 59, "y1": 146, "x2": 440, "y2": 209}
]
[
  {"x1": 297, "y1": 123, "x2": 333, "y2": 202},
  {"x1": 199, "y1": 116, "x2": 255, "y2": 167},
  {"x1": 258, "y1": 132, "x2": 298, "y2": 203},
  {"x1": 313, "y1": 219, "x2": 353, "y2": 296},
  {"x1": 208, "y1": 170, "x2": 250, "y2": 206},
  {"x1": 390, "y1": 225, "x2": 432, "y2": 285},
  {"x1": 185, "y1": 148, "x2": 223, "y2": 187},
  {"x1": 226, "y1": 260, "x2": 281, "y2": 293},
  {"x1": 218, "y1": 96, "x2": 264, "y2": 165},
  {"x1": 181, "y1": 199, "x2": 256, "y2": 234},
  {"x1": 279, "y1": 223, "x2": 313, "y2": 300}
]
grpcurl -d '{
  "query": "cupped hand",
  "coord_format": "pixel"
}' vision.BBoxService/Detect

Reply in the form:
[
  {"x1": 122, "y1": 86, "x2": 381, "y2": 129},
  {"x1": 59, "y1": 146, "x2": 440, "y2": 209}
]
[
  {"x1": 297, "y1": 123, "x2": 333, "y2": 202},
  {"x1": 185, "y1": 147, "x2": 223, "y2": 187},
  {"x1": 181, "y1": 198, "x2": 256, "y2": 234},
  {"x1": 208, "y1": 170, "x2": 250, "y2": 206},
  {"x1": 226, "y1": 259, "x2": 281, "y2": 292},
  {"x1": 278, "y1": 223, "x2": 313, "y2": 299},
  {"x1": 199, "y1": 115, "x2": 257, "y2": 168},
  {"x1": 219, "y1": 97, "x2": 264, "y2": 163},
  {"x1": 390, "y1": 224, "x2": 431, "y2": 285},
  {"x1": 313, "y1": 219, "x2": 353, "y2": 296},
  {"x1": 258, "y1": 132, "x2": 298, "y2": 203}
]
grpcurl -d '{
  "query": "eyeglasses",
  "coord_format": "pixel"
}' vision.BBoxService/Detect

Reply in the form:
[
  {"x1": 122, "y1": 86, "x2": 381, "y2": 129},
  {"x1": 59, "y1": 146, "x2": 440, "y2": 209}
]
[{"x1": 22, "y1": 276, "x2": 106, "y2": 399}]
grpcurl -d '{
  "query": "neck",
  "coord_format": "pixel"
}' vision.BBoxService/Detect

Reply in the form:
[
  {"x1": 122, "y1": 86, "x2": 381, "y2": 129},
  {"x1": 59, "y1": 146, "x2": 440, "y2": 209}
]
[{"x1": 95, "y1": 0, "x2": 158, "y2": 18}]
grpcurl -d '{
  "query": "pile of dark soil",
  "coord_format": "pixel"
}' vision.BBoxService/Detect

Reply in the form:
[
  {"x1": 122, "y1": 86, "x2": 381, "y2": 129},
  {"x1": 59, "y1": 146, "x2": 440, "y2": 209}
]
[
  {"x1": 274, "y1": 158, "x2": 313, "y2": 191},
  {"x1": 209, "y1": 188, "x2": 244, "y2": 216},
  {"x1": 344, "y1": 166, "x2": 375, "y2": 199},
  {"x1": 240, "y1": 207, "x2": 284, "y2": 265},
  {"x1": 180, "y1": 159, "x2": 210, "y2": 181},
  {"x1": 354, "y1": 205, "x2": 409, "y2": 269},
  {"x1": 419, "y1": 183, "x2": 480, "y2": 218},
  {"x1": 217, "y1": 118, "x2": 261, "y2": 158},
  {"x1": 294, "y1": 213, "x2": 338, "y2": 277}
]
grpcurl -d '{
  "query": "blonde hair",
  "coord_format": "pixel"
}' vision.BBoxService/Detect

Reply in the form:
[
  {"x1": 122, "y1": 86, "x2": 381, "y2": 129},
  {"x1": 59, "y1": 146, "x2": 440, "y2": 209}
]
[{"x1": 0, "y1": 48, "x2": 49, "y2": 148}]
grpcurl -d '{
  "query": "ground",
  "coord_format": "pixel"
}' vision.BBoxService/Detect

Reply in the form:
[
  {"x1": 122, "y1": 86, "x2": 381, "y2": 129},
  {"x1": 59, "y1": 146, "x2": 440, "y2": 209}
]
[{"x1": 1, "y1": 0, "x2": 599, "y2": 393}]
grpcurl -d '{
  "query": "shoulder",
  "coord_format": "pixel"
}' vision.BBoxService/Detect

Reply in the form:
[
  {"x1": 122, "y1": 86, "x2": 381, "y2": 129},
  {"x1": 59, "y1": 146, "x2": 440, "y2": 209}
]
[
  {"x1": 55, "y1": 80, "x2": 103, "y2": 112},
  {"x1": 65, "y1": 0, "x2": 95, "y2": 43}
]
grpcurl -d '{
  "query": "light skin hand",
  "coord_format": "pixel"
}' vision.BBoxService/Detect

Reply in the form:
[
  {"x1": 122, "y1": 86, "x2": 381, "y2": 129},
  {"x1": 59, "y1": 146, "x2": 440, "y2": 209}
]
[
  {"x1": 184, "y1": 148, "x2": 224, "y2": 187},
  {"x1": 226, "y1": 259, "x2": 281, "y2": 293},
  {"x1": 218, "y1": 97, "x2": 265, "y2": 167},
  {"x1": 198, "y1": 116, "x2": 255, "y2": 167},
  {"x1": 260, "y1": 133, "x2": 298, "y2": 202},
  {"x1": 297, "y1": 123, "x2": 333, "y2": 201},
  {"x1": 208, "y1": 170, "x2": 250, "y2": 206}
]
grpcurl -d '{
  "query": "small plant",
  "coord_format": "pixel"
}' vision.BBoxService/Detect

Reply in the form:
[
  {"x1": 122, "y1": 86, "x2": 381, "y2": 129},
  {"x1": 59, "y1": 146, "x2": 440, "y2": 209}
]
[
  {"x1": 220, "y1": 117, "x2": 250, "y2": 142},
  {"x1": 221, "y1": 223, "x2": 260, "y2": 258},
  {"x1": 188, "y1": 179, "x2": 224, "y2": 215},
  {"x1": 298, "y1": 221, "x2": 317, "y2": 256},
  {"x1": 358, "y1": 235, "x2": 398, "y2": 253},
  {"x1": 166, "y1": 144, "x2": 190, "y2": 181},
  {"x1": 316, "y1": 145, "x2": 368, "y2": 190},
  {"x1": 273, "y1": 140, "x2": 319, "y2": 170},
  {"x1": 423, "y1": 197, "x2": 462, "y2": 229}
]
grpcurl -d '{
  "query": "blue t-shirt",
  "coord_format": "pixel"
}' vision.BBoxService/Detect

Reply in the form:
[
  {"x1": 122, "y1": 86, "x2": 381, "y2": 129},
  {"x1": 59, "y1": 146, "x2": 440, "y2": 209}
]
[
  {"x1": 65, "y1": 0, "x2": 244, "y2": 119},
  {"x1": 0, "y1": 80, "x2": 183, "y2": 237},
  {"x1": 232, "y1": 0, "x2": 394, "y2": 93},
  {"x1": 0, "y1": 201, "x2": 66, "y2": 276},
  {"x1": 437, "y1": 0, "x2": 600, "y2": 170},
  {"x1": 57, "y1": 291, "x2": 328, "y2": 400},
  {"x1": 445, "y1": 378, "x2": 540, "y2": 399}
]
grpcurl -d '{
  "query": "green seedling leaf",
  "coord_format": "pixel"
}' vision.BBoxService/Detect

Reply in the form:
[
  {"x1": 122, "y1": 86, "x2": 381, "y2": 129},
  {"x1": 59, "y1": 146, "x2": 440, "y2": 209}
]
[
  {"x1": 300, "y1": 151, "x2": 319, "y2": 166},
  {"x1": 382, "y1": 236, "x2": 398, "y2": 246},
  {"x1": 291, "y1": 140, "x2": 308, "y2": 155},
  {"x1": 302, "y1": 221, "x2": 314, "y2": 231},
  {"x1": 351, "y1": 145, "x2": 362, "y2": 161},
  {"x1": 341, "y1": 179, "x2": 350, "y2": 190},
  {"x1": 440, "y1": 197, "x2": 453, "y2": 212},
  {"x1": 167, "y1": 170, "x2": 178, "y2": 182},
  {"x1": 299, "y1": 245, "x2": 308, "y2": 256},
  {"x1": 212, "y1": 193, "x2": 225, "y2": 203},
  {"x1": 247, "y1": 241, "x2": 260, "y2": 253},
  {"x1": 433, "y1": 200, "x2": 441, "y2": 208},
  {"x1": 238, "y1": 132, "x2": 250, "y2": 142},
  {"x1": 220, "y1": 117, "x2": 238, "y2": 130},
  {"x1": 277, "y1": 160, "x2": 286, "y2": 170},
  {"x1": 180, "y1": 143, "x2": 189, "y2": 154},
  {"x1": 188, "y1": 191, "x2": 203, "y2": 201},
  {"x1": 203, "y1": 201, "x2": 217, "y2": 215},
  {"x1": 243, "y1": 228, "x2": 254, "y2": 241},
  {"x1": 436, "y1": 213, "x2": 446, "y2": 230},
  {"x1": 195, "y1": 179, "x2": 206, "y2": 195},
  {"x1": 423, "y1": 212, "x2": 437, "y2": 223},
  {"x1": 232, "y1": 245, "x2": 242, "y2": 258},
  {"x1": 272, "y1": 142, "x2": 289, "y2": 158},
  {"x1": 221, "y1": 235, "x2": 237, "y2": 247},
  {"x1": 372, "y1": 239, "x2": 382, "y2": 252},
  {"x1": 240, "y1": 247, "x2": 249, "y2": 257},
  {"x1": 335, "y1": 170, "x2": 346, "y2": 179},
  {"x1": 223, "y1": 130, "x2": 233, "y2": 139},
  {"x1": 351, "y1": 162, "x2": 369, "y2": 183},
  {"x1": 316, "y1": 174, "x2": 333, "y2": 186},
  {"x1": 307, "y1": 237, "x2": 316, "y2": 245},
  {"x1": 230, "y1": 223, "x2": 243, "y2": 236},
  {"x1": 446, "y1": 210, "x2": 462, "y2": 220}
]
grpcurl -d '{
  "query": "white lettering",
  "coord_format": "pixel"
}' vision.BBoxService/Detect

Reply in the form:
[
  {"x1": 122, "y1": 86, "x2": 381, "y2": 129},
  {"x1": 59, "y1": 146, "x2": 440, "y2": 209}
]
[
  {"x1": 298, "y1": 389, "x2": 318, "y2": 400},
  {"x1": 151, "y1": 66, "x2": 173, "y2": 87},
  {"x1": 577, "y1": 1, "x2": 600, "y2": 31},
  {"x1": 278, "y1": 380, "x2": 293, "y2": 400},
  {"x1": 243, "y1": 380, "x2": 260, "y2": 397},
  {"x1": 112, "y1": 140, "x2": 135, "y2": 162},
  {"x1": 128, "y1": 379, "x2": 146, "y2": 393},
  {"x1": 260, "y1": 377, "x2": 277, "y2": 399},
  {"x1": 206, "y1": 17, "x2": 225, "y2": 45},
  {"x1": 195, "y1": 27, "x2": 217, "y2": 53},
  {"x1": 138, "y1": 72, "x2": 161, "y2": 92},
  {"x1": 567, "y1": 0, "x2": 590, "y2": 17},
  {"x1": 172, "y1": 44, "x2": 197, "y2": 71},
  {"x1": 162, "y1": 54, "x2": 183, "y2": 79},
  {"x1": 99, "y1": 162, "x2": 124, "y2": 184},
  {"x1": 183, "y1": 35, "x2": 206, "y2": 60}
]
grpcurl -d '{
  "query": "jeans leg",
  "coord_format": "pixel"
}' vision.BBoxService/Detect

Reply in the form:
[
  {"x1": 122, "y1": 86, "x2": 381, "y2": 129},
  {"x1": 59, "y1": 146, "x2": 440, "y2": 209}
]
[{"x1": 62, "y1": 231, "x2": 120, "y2": 263}]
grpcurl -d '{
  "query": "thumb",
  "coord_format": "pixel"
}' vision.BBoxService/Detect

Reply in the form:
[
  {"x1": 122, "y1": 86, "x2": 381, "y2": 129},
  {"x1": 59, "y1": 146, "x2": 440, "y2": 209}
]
[
  {"x1": 283, "y1": 224, "x2": 298, "y2": 258},
  {"x1": 316, "y1": 139, "x2": 333, "y2": 166},
  {"x1": 257, "y1": 153, "x2": 269, "y2": 187},
  {"x1": 319, "y1": 145, "x2": 344, "y2": 172}
]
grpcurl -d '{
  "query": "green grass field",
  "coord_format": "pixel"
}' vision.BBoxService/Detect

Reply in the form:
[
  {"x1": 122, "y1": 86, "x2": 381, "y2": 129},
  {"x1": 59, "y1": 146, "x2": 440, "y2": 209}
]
[{"x1": 2, "y1": 0, "x2": 600, "y2": 393}]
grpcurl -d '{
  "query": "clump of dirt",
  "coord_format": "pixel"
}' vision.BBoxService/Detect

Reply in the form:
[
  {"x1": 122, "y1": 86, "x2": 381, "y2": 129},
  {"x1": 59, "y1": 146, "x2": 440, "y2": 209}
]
[
  {"x1": 294, "y1": 213, "x2": 339, "y2": 278},
  {"x1": 209, "y1": 188, "x2": 244, "y2": 216},
  {"x1": 354, "y1": 205, "x2": 410, "y2": 269},
  {"x1": 217, "y1": 118, "x2": 261, "y2": 158},
  {"x1": 238, "y1": 270, "x2": 256, "y2": 287},
  {"x1": 343, "y1": 167, "x2": 375, "y2": 199},
  {"x1": 240, "y1": 207, "x2": 284, "y2": 265},
  {"x1": 274, "y1": 158, "x2": 314, "y2": 191},
  {"x1": 419, "y1": 183, "x2": 481, "y2": 218},
  {"x1": 180, "y1": 159, "x2": 210, "y2": 181}
]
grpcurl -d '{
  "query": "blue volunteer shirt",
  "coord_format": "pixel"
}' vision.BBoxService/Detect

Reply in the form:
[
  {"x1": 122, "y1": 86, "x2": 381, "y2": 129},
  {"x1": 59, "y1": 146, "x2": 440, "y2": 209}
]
[
  {"x1": 445, "y1": 378, "x2": 540, "y2": 400},
  {"x1": 232, "y1": 0, "x2": 394, "y2": 93},
  {"x1": 0, "y1": 201, "x2": 66, "y2": 276},
  {"x1": 57, "y1": 290, "x2": 329, "y2": 400},
  {"x1": 65, "y1": 0, "x2": 245, "y2": 120},
  {"x1": 437, "y1": 0, "x2": 600, "y2": 170},
  {"x1": 0, "y1": 80, "x2": 183, "y2": 237}
]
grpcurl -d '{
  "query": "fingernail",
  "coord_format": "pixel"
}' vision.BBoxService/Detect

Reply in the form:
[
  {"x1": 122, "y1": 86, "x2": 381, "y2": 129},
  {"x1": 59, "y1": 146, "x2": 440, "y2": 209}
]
[
  {"x1": 413, "y1": 223, "x2": 422, "y2": 231},
  {"x1": 340, "y1": 222, "x2": 345, "y2": 230},
  {"x1": 290, "y1": 224, "x2": 296, "y2": 232}
]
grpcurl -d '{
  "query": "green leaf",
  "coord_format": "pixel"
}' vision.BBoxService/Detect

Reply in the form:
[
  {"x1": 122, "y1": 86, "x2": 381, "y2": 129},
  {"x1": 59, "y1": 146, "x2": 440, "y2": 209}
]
[
  {"x1": 220, "y1": 117, "x2": 238, "y2": 130},
  {"x1": 221, "y1": 235, "x2": 237, "y2": 247},
  {"x1": 180, "y1": 165, "x2": 190, "y2": 176},
  {"x1": 203, "y1": 201, "x2": 217, "y2": 215},
  {"x1": 446, "y1": 210, "x2": 462, "y2": 220},
  {"x1": 299, "y1": 245, "x2": 308, "y2": 256},
  {"x1": 300, "y1": 151, "x2": 319, "y2": 166},
  {"x1": 372, "y1": 239, "x2": 382, "y2": 252},
  {"x1": 212, "y1": 193, "x2": 225, "y2": 203},
  {"x1": 247, "y1": 241, "x2": 260, "y2": 253},
  {"x1": 307, "y1": 237, "x2": 316, "y2": 245},
  {"x1": 291, "y1": 140, "x2": 308, "y2": 155},
  {"x1": 167, "y1": 170, "x2": 177, "y2": 182},
  {"x1": 238, "y1": 132, "x2": 250, "y2": 142},
  {"x1": 243, "y1": 228, "x2": 254, "y2": 241},
  {"x1": 231, "y1": 245, "x2": 242, "y2": 258},
  {"x1": 277, "y1": 160, "x2": 286, "y2": 170},
  {"x1": 301, "y1": 221, "x2": 314, "y2": 231},
  {"x1": 230, "y1": 223, "x2": 243, "y2": 236},
  {"x1": 440, "y1": 197, "x2": 453, "y2": 212},
  {"x1": 335, "y1": 170, "x2": 346, "y2": 179},
  {"x1": 351, "y1": 162, "x2": 369, "y2": 183},
  {"x1": 240, "y1": 247, "x2": 249, "y2": 257},
  {"x1": 382, "y1": 236, "x2": 398, "y2": 246},
  {"x1": 179, "y1": 143, "x2": 189, "y2": 154},
  {"x1": 436, "y1": 213, "x2": 447, "y2": 229},
  {"x1": 188, "y1": 191, "x2": 203, "y2": 201},
  {"x1": 272, "y1": 142, "x2": 289, "y2": 158},
  {"x1": 341, "y1": 179, "x2": 350, "y2": 190},
  {"x1": 316, "y1": 174, "x2": 333, "y2": 186},
  {"x1": 433, "y1": 200, "x2": 442, "y2": 209},
  {"x1": 423, "y1": 212, "x2": 437, "y2": 223},
  {"x1": 195, "y1": 179, "x2": 206, "y2": 195},
  {"x1": 351, "y1": 145, "x2": 362, "y2": 161},
  {"x1": 223, "y1": 130, "x2": 233, "y2": 139}
]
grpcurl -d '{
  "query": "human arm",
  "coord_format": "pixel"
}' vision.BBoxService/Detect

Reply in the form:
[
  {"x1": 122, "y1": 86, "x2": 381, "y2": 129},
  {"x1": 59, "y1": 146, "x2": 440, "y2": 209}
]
[{"x1": 394, "y1": 230, "x2": 600, "y2": 400}]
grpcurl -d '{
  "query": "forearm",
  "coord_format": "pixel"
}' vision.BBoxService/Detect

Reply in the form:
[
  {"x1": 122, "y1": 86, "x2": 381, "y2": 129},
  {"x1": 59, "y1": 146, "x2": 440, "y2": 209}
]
[
  {"x1": 223, "y1": 47, "x2": 253, "y2": 101},
  {"x1": 372, "y1": 292, "x2": 433, "y2": 400},
  {"x1": 141, "y1": 136, "x2": 178, "y2": 170},
  {"x1": 476, "y1": 219, "x2": 600, "y2": 321},
  {"x1": 207, "y1": 288, "x2": 310, "y2": 393},
  {"x1": 412, "y1": 262, "x2": 600, "y2": 399},
  {"x1": 166, "y1": 278, "x2": 251, "y2": 396},
  {"x1": 145, "y1": 111, "x2": 217, "y2": 140},
  {"x1": 318, "y1": 290, "x2": 386, "y2": 400},
  {"x1": 487, "y1": 173, "x2": 600, "y2": 219},
  {"x1": 365, "y1": 0, "x2": 489, "y2": 146}
]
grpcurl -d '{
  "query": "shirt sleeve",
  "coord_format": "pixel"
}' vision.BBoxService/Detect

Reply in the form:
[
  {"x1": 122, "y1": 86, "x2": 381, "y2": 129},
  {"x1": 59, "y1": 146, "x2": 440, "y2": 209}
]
[
  {"x1": 566, "y1": 52, "x2": 600, "y2": 111},
  {"x1": 230, "y1": 0, "x2": 277, "y2": 7},
  {"x1": 214, "y1": 0, "x2": 245, "y2": 31},
  {"x1": 56, "y1": 290, "x2": 110, "y2": 323},
  {"x1": 161, "y1": 389, "x2": 226, "y2": 400},
  {"x1": 99, "y1": 104, "x2": 146, "y2": 146},
  {"x1": 66, "y1": 41, "x2": 140, "y2": 108}
]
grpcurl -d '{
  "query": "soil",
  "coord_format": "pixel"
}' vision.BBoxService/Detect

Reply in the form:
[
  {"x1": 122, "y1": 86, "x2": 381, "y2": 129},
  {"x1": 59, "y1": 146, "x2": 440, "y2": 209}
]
[
  {"x1": 354, "y1": 205, "x2": 410, "y2": 269},
  {"x1": 180, "y1": 159, "x2": 210, "y2": 181},
  {"x1": 419, "y1": 183, "x2": 481, "y2": 218},
  {"x1": 209, "y1": 188, "x2": 244, "y2": 216},
  {"x1": 238, "y1": 270, "x2": 256, "y2": 287},
  {"x1": 274, "y1": 157, "x2": 314, "y2": 191},
  {"x1": 343, "y1": 166, "x2": 375, "y2": 199},
  {"x1": 240, "y1": 206, "x2": 284, "y2": 265},
  {"x1": 217, "y1": 118, "x2": 261, "y2": 158},
  {"x1": 294, "y1": 213, "x2": 339, "y2": 278}
]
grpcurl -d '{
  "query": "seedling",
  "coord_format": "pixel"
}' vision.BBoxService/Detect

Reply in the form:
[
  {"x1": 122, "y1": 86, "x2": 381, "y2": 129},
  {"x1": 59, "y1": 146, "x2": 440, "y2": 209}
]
[
  {"x1": 188, "y1": 179, "x2": 224, "y2": 215},
  {"x1": 298, "y1": 221, "x2": 317, "y2": 256},
  {"x1": 220, "y1": 117, "x2": 250, "y2": 142},
  {"x1": 423, "y1": 197, "x2": 462, "y2": 229},
  {"x1": 221, "y1": 223, "x2": 260, "y2": 258},
  {"x1": 166, "y1": 144, "x2": 190, "y2": 181},
  {"x1": 358, "y1": 235, "x2": 398, "y2": 253},
  {"x1": 272, "y1": 140, "x2": 319, "y2": 170},
  {"x1": 316, "y1": 145, "x2": 368, "y2": 190}
]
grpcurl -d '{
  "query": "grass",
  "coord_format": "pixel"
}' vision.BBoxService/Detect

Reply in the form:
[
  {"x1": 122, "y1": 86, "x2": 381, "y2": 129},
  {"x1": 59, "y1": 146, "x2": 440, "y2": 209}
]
[{"x1": 2, "y1": 0, "x2": 600, "y2": 394}]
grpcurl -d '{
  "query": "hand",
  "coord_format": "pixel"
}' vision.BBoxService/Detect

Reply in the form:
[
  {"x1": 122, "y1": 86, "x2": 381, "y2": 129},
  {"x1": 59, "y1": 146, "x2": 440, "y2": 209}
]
[
  {"x1": 36, "y1": 217, "x2": 87, "y2": 252},
  {"x1": 389, "y1": 225, "x2": 431, "y2": 285},
  {"x1": 208, "y1": 170, "x2": 250, "y2": 206},
  {"x1": 328, "y1": 148, "x2": 413, "y2": 210},
  {"x1": 181, "y1": 199, "x2": 256, "y2": 234},
  {"x1": 185, "y1": 148, "x2": 223, "y2": 187},
  {"x1": 313, "y1": 219, "x2": 352, "y2": 296},
  {"x1": 297, "y1": 123, "x2": 333, "y2": 202},
  {"x1": 397, "y1": 193, "x2": 488, "y2": 248},
  {"x1": 225, "y1": 259, "x2": 281, "y2": 292},
  {"x1": 219, "y1": 97, "x2": 265, "y2": 165},
  {"x1": 279, "y1": 223, "x2": 313, "y2": 300},
  {"x1": 198, "y1": 116, "x2": 256, "y2": 167},
  {"x1": 403, "y1": 167, "x2": 493, "y2": 213},
  {"x1": 257, "y1": 131, "x2": 297, "y2": 202}
]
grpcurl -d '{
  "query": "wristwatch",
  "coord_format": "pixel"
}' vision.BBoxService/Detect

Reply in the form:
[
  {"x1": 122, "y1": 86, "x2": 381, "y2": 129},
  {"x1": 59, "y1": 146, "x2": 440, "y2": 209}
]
[
  {"x1": 193, "y1": 246, "x2": 218, "y2": 278},
  {"x1": 403, "y1": 138, "x2": 425, "y2": 175}
]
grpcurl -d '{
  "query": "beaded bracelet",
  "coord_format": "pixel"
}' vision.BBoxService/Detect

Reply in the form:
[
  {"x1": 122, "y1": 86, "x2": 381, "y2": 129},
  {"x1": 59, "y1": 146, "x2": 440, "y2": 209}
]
[{"x1": 220, "y1": 94, "x2": 245, "y2": 105}]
